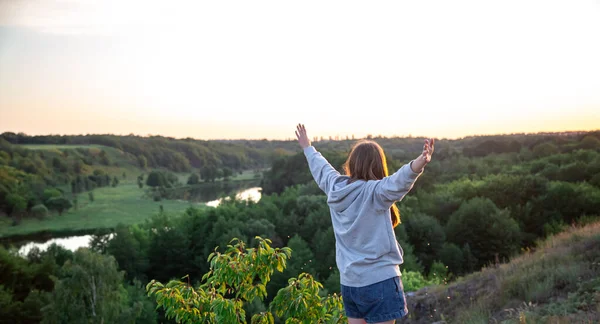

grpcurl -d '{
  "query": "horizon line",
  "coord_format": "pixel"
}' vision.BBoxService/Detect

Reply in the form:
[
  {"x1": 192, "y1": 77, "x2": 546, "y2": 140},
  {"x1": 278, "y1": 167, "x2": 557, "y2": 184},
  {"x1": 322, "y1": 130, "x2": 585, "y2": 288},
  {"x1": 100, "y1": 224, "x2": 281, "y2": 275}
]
[{"x1": 2, "y1": 129, "x2": 598, "y2": 143}]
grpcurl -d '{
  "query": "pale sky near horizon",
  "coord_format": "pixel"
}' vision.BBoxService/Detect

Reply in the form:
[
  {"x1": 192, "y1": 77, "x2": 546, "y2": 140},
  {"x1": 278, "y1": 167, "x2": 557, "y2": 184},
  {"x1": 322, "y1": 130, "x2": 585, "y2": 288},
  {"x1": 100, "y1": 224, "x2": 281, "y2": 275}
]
[{"x1": 0, "y1": 0, "x2": 599, "y2": 140}]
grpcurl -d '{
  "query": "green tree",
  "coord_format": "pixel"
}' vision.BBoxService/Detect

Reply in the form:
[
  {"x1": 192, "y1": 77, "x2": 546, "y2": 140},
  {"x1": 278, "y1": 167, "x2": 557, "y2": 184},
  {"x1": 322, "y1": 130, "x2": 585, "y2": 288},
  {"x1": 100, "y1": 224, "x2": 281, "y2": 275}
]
[
  {"x1": 311, "y1": 227, "x2": 337, "y2": 279},
  {"x1": 42, "y1": 249, "x2": 124, "y2": 324},
  {"x1": 51, "y1": 157, "x2": 68, "y2": 172},
  {"x1": 112, "y1": 176, "x2": 119, "y2": 187},
  {"x1": 107, "y1": 224, "x2": 149, "y2": 282},
  {"x1": 398, "y1": 241, "x2": 423, "y2": 273},
  {"x1": 146, "y1": 171, "x2": 176, "y2": 188},
  {"x1": 0, "y1": 246, "x2": 54, "y2": 323},
  {"x1": 446, "y1": 198, "x2": 521, "y2": 267},
  {"x1": 88, "y1": 191, "x2": 95, "y2": 202},
  {"x1": 400, "y1": 270, "x2": 441, "y2": 293},
  {"x1": 43, "y1": 188, "x2": 62, "y2": 203},
  {"x1": 73, "y1": 160, "x2": 83, "y2": 174},
  {"x1": 146, "y1": 171, "x2": 163, "y2": 188},
  {"x1": 99, "y1": 150, "x2": 111, "y2": 165},
  {"x1": 46, "y1": 197, "x2": 73, "y2": 216},
  {"x1": 137, "y1": 155, "x2": 148, "y2": 169},
  {"x1": 438, "y1": 243, "x2": 464, "y2": 275},
  {"x1": 119, "y1": 280, "x2": 158, "y2": 323},
  {"x1": 579, "y1": 135, "x2": 600, "y2": 149},
  {"x1": 532, "y1": 142, "x2": 558, "y2": 158},
  {"x1": 268, "y1": 235, "x2": 316, "y2": 300},
  {"x1": 462, "y1": 243, "x2": 477, "y2": 273},
  {"x1": 222, "y1": 167, "x2": 233, "y2": 181},
  {"x1": 427, "y1": 261, "x2": 449, "y2": 283},
  {"x1": 31, "y1": 204, "x2": 49, "y2": 219},
  {"x1": 542, "y1": 181, "x2": 600, "y2": 224},
  {"x1": 404, "y1": 214, "x2": 446, "y2": 271},
  {"x1": 6, "y1": 193, "x2": 27, "y2": 215},
  {"x1": 187, "y1": 173, "x2": 200, "y2": 185},
  {"x1": 146, "y1": 215, "x2": 191, "y2": 282},
  {"x1": 200, "y1": 165, "x2": 218, "y2": 182}
]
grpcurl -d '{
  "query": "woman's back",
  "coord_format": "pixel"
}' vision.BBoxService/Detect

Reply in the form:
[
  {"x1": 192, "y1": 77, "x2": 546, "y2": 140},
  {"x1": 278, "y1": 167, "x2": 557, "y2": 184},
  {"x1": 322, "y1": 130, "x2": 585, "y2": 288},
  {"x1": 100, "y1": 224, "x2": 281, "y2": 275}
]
[{"x1": 303, "y1": 146, "x2": 422, "y2": 287}]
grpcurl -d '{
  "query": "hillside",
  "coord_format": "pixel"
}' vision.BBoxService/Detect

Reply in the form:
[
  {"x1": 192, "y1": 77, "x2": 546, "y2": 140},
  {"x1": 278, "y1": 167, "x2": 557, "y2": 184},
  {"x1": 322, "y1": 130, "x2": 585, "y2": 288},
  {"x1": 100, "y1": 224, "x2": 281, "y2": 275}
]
[
  {"x1": 0, "y1": 133, "x2": 282, "y2": 172},
  {"x1": 404, "y1": 221, "x2": 600, "y2": 323},
  {"x1": 0, "y1": 140, "x2": 261, "y2": 238}
]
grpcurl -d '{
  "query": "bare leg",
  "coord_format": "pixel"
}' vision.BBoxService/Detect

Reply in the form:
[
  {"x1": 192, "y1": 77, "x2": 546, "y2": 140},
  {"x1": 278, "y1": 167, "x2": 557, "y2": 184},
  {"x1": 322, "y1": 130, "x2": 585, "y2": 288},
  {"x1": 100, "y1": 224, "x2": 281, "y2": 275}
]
[{"x1": 348, "y1": 318, "x2": 367, "y2": 324}]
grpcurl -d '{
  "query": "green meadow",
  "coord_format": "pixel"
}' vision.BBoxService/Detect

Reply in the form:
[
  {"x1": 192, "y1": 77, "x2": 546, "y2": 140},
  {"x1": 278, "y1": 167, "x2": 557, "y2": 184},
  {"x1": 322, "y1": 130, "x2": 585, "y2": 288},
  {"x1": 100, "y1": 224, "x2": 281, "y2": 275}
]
[{"x1": 0, "y1": 184, "x2": 202, "y2": 238}]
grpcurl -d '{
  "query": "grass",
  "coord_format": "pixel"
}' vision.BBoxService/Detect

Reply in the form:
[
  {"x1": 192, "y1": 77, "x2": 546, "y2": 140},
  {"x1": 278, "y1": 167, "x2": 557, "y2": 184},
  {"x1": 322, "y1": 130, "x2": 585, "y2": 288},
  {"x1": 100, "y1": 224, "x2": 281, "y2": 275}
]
[
  {"x1": 174, "y1": 170, "x2": 261, "y2": 184},
  {"x1": 405, "y1": 221, "x2": 600, "y2": 323},
  {"x1": 0, "y1": 184, "x2": 202, "y2": 238},
  {"x1": 232, "y1": 170, "x2": 262, "y2": 181}
]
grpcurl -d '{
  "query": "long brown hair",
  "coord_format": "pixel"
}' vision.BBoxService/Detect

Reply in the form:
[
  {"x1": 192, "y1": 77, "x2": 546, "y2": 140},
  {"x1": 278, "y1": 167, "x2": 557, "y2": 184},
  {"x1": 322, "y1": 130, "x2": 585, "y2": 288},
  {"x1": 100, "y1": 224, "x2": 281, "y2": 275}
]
[{"x1": 343, "y1": 140, "x2": 401, "y2": 227}]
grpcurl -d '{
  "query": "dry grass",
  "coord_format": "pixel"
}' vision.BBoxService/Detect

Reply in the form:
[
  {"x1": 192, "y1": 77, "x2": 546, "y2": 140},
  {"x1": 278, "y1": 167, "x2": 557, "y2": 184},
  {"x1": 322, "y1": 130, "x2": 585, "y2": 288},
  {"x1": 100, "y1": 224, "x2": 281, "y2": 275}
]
[{"x1": 404, "y1": 221, "x2": 600, "y2": 323}]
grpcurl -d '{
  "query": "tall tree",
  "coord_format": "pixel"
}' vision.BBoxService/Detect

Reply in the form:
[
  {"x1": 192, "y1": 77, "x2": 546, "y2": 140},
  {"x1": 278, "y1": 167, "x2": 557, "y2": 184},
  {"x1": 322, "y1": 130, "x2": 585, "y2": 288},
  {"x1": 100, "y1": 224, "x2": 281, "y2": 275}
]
[
  {"x1": 42, "y1": 249, "x2": 124, "y2": 324},
  {"x1": 446, "y1": 198, "x2": 521, "y2": 267},
  {"x1": 45, "y1": 197, "x2": 73, "y2": 216},
  {"x1": 187, "y1": 173, "x2": 200, "y2": 185}
]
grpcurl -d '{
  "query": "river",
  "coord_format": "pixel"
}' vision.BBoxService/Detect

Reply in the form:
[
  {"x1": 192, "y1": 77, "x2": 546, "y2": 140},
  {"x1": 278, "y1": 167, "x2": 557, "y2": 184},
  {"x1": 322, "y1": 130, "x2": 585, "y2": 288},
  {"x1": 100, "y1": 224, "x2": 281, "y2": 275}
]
[{"x1": 12, "y1": 186, "x2": 262, "y2": 256}]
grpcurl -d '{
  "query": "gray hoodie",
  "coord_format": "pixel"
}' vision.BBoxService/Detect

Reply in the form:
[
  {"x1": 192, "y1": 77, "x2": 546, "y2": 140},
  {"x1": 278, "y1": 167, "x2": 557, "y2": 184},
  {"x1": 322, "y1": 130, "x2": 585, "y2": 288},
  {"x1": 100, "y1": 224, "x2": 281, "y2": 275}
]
[{"x1": 303, "y1": 146, "x2": 422, "y2": 287}]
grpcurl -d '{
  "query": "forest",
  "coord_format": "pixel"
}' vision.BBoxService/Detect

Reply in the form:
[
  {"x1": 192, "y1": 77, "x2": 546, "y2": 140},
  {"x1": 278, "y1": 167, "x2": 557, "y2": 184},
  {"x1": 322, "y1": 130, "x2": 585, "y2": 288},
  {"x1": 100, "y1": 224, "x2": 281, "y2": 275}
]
[{"x1": 1, "y1": 130, "x2": 599, "y2": 323}]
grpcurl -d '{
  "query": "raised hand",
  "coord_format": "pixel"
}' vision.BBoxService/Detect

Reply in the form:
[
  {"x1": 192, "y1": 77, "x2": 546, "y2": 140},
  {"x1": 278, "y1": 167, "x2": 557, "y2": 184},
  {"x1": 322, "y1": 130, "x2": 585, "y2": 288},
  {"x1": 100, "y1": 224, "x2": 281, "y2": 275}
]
[
  {"x1": 421, "y1": 138, "x2": 435, "y2": 163},
  {"x1": 411, "y1": 138, "x2": 435, "y2": 173},
  {"x1": 295, "y1": 124, "x2": 311, "y2": 149}
]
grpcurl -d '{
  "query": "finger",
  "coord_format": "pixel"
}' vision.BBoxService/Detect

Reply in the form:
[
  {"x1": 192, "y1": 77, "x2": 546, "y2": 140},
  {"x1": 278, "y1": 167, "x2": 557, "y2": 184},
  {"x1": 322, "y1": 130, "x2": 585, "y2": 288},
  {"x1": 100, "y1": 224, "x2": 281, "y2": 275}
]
[
  {"x1": 302, "y1": 124, "x2": 306, "y2": 134},
  {"x1": 295, "y1": 131, "x2": 300, "y2": 139}
]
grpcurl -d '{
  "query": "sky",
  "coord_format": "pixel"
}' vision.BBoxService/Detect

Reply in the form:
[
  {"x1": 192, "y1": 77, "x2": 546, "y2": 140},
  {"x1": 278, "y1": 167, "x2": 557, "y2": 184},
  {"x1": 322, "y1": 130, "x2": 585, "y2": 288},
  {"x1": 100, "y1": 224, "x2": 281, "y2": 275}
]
[{"x1": 0, "y1": 0, "x2": 599, "y2": 140}]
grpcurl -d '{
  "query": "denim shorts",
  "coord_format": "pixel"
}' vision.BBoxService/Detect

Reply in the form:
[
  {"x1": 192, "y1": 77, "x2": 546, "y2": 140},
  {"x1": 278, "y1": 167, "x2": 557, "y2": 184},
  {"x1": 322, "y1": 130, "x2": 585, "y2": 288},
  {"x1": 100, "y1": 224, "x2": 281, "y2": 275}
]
[{"x1": 341, "y1": 276, "x2": 408, "y2": 323}]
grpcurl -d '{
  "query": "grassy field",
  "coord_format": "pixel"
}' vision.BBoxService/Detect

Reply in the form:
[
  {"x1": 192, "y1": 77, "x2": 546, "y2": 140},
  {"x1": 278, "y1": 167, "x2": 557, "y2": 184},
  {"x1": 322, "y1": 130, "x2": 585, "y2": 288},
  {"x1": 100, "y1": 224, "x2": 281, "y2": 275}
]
[
  {"x1": 233, "y1": 170, "x2": 262, "y2": 181},
  {"x1": 3, "y1": 144, "x2": 263, "y2": 238},
  {"x1": 174, "y1": 169, "x2": 261, "y2": 184},
  {"x1": 0, "y1": 184, "x2": 203, "y2": 238},
  {"x1": 405, "y1": 221, "x2": 600, "y2": 323}
]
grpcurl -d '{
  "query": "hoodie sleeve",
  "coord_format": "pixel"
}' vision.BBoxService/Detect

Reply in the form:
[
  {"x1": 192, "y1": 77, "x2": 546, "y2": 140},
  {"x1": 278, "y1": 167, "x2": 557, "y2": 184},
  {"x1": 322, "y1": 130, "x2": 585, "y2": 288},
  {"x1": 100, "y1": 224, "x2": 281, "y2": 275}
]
[
  {"x1": 372, "y1": 161, "x2": 422, "y2": 210},
  {"x1": 303, "y1": 146, "x2": 341, "y2": 194}
]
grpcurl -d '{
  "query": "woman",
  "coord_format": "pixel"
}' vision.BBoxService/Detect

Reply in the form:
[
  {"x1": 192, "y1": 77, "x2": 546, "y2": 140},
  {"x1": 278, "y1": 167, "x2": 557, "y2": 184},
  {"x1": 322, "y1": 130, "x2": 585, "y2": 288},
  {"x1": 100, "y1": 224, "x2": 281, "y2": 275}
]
[{"x1": 295, "y1": 124, "x2": 434, "y2": 324}]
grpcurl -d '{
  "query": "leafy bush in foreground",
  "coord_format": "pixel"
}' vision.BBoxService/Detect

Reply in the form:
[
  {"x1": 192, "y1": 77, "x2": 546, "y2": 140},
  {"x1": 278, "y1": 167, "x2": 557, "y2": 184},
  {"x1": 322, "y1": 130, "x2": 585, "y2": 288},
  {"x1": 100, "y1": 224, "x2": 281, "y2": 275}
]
[{"x1": 146, "y1": 237, "x2": 346, "y2": 323}]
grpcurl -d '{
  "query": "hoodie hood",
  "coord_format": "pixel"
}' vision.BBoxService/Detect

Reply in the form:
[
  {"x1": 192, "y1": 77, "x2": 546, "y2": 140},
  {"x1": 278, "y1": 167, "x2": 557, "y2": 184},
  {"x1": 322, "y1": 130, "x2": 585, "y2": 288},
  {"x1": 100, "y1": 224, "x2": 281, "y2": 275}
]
[{"x1": 326, "y1": 176, "x2": 365, "y2": 213}]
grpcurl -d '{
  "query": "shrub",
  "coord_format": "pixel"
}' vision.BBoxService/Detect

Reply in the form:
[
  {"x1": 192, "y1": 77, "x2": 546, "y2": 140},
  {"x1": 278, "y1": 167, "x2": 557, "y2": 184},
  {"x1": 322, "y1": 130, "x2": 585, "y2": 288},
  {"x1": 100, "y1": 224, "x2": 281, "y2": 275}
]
[
  {"x1": 146, "y1": 237, "x2": 346, "y2": 323},
  {"x1": 31, "y1": 204, "x2": 49, "y2": 219}
]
